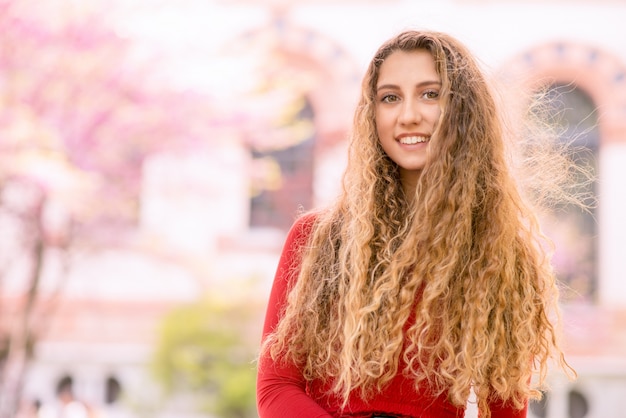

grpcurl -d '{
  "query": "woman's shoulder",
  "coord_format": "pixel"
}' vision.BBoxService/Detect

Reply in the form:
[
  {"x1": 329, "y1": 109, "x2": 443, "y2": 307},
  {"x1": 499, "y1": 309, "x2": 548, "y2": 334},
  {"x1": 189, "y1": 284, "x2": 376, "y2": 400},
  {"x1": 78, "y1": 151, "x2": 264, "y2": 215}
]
[
  {"x1": 284, "y1": 207, "x2": 337, "y2": 248},
  {"x1": 286, "y1": 210, "x2": 320, "y2": 240}
]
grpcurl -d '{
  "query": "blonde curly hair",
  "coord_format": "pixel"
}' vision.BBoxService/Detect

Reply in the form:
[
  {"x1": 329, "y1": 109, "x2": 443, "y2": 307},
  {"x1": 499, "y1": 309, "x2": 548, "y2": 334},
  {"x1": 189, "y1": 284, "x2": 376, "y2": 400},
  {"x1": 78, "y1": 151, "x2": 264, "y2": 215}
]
[{"x1": 263, "y1": 30, "x2": 577, "y2": 417}]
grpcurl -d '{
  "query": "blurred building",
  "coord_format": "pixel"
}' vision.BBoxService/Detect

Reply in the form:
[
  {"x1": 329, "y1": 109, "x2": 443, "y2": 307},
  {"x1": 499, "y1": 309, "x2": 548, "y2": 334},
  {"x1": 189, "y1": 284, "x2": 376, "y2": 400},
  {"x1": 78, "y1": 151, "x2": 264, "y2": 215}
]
[{"x1": 17, "y1": 1, "x2": 626, "y2": 418}]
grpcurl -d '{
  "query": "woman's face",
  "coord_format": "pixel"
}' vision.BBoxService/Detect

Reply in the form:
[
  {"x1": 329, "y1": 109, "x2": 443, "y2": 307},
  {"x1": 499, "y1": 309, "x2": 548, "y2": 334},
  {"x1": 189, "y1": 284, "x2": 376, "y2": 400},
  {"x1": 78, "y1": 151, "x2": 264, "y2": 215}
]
[{"x1": 375, "y1": 49, "x2": 442, "y2": 188}]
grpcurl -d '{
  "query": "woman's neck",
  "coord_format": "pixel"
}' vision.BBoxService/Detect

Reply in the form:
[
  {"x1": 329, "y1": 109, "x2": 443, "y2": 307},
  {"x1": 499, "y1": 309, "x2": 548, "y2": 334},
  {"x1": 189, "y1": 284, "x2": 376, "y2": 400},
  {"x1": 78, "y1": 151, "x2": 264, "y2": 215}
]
[{"x1": 400, "y1": 170, "x2": 421, "y2": 201}]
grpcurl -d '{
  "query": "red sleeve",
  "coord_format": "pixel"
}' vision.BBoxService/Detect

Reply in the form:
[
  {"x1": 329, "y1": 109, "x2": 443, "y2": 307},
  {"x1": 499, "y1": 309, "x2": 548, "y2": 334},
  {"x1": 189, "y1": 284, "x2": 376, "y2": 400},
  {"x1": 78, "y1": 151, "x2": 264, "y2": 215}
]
[
  {"x1": 488, "y1": 399, "x2": 528, "y2": 418},
  {"x1": 256, "y1": 214, "x2": 333, "y2": 418}
]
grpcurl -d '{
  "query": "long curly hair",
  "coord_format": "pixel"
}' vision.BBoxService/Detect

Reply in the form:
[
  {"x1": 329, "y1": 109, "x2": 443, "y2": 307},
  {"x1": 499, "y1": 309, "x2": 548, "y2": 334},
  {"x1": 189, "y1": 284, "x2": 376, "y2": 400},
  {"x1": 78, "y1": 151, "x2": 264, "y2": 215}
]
[{"x1": 263, "y1": 30, "x2": 577, "y2": 417}]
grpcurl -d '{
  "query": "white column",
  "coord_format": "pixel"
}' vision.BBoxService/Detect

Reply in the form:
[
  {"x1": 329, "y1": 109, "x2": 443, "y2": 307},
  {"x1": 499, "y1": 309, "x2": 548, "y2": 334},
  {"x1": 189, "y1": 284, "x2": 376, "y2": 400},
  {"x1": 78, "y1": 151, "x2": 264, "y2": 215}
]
[
  {"x1": 547, "y1": 376, "x2": 568, "y2": 418},
  {"x1": 75, "y1": 366, "x2": 105, "y2": 408},
  {"x1": 598, "y1": 143, "x2": 626, "y2": 307}
]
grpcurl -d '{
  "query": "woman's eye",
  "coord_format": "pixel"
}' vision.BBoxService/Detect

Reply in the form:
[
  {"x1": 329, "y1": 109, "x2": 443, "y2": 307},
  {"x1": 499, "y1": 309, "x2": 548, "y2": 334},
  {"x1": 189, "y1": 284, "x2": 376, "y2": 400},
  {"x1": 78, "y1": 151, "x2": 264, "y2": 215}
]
[
  {"x1": 381, "y1": 94, "x2": 399, "y2": 103},
  {"x1": 423, "y1": 90, "x2": 439, "y2": 100}
]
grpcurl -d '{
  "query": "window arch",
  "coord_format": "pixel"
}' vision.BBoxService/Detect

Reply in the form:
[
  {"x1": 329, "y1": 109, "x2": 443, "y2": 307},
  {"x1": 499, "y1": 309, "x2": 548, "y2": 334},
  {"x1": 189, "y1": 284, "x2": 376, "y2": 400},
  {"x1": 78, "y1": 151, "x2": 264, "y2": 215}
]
[
  {"x1": 568, "y1": 389, "x2": 590, "y2": 418},
  {"x1": 539, "y1": 83, "x2": 599, "y2": 302},
  {"x1": 529, "y1": 390, "x2": 548, "y2": 418},
  {"x1": 105, "y1": 375, "x2": 122, "y2": 404},
  {"x1": 231, "y1": 23, "x2": 358, "y2": 231}
]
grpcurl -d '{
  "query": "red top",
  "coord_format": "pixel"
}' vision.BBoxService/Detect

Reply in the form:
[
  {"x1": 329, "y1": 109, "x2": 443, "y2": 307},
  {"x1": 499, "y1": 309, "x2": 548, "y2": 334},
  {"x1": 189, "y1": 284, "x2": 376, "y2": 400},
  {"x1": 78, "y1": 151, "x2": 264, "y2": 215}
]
[{"x1": 257, "y1": 214, "x2": 527, "y2": 418}]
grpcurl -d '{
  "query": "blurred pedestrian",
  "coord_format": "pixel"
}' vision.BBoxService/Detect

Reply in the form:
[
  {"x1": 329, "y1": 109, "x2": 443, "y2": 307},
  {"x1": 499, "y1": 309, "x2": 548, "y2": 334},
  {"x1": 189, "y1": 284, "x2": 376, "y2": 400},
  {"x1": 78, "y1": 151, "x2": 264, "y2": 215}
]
[{"x1": 38, "y1": 377, "x2": 89, "y2": 418}]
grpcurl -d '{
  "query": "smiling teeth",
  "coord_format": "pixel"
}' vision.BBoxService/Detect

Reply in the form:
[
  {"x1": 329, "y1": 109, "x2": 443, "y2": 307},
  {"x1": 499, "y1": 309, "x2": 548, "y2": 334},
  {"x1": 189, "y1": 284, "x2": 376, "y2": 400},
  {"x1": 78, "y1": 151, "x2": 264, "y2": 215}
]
[{"x1": 399, "y1": 136, "x2": 428, "y2": 144}]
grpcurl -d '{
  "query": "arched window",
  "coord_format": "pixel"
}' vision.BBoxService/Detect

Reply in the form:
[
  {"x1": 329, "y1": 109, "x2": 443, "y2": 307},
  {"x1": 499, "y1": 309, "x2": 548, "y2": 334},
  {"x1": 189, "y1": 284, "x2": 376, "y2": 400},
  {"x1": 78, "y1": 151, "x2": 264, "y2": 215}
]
[
  {"x1": 249, "y1": 96, "x2": 315, "y2": 230},
  {"x1": 539, "y1": 83, "x2": 599, "y2": 303},
  {"x1": 105, "y1": 376, "x2": 122, "y2": 404},
  {"x1": 568, "y1": 389, "x2": 590, "y2": 418},
  {"x1": 529, "y1": 390, "x2": 548, "y2": 418},
  {"x1": 529, "y1": 388, "x2": 591, "y2": 418}
]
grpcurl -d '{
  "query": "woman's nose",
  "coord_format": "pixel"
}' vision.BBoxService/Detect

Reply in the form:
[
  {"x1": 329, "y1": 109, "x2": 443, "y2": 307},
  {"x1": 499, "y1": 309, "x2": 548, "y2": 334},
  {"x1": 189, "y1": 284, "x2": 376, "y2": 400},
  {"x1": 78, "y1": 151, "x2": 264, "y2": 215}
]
[{"x1": 398, "y1": 99, "x2": 422, "y2": 125}]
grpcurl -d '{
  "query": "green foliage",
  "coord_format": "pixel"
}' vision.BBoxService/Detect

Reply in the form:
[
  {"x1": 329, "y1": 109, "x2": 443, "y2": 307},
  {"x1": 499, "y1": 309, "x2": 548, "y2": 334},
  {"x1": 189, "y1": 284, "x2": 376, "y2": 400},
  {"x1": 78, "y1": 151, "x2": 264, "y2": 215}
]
[{"x1": 152, "y1": 296, "x2": 261, "y2": 418}]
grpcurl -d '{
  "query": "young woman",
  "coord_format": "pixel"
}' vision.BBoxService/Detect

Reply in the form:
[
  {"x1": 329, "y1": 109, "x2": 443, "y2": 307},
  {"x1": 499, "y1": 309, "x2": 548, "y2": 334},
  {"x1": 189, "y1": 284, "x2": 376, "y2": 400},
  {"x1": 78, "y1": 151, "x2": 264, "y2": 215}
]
[{"x1": 257, "y1": 30, "x2": 576, "y2": 418}]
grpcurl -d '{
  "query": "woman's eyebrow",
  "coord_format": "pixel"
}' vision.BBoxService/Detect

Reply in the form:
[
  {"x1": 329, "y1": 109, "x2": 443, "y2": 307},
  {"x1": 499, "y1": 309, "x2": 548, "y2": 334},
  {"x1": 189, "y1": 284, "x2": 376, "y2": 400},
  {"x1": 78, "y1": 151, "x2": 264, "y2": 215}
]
[{"x1": 376, "y1": 80, "x2": 441, "y2": 92}]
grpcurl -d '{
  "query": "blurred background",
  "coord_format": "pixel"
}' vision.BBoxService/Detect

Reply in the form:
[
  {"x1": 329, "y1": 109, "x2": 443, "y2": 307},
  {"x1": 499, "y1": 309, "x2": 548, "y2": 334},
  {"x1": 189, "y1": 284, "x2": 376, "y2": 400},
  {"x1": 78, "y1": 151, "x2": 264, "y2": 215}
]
[{"x1": 0, "y1": 0, "x2": 624, "y2": 417}]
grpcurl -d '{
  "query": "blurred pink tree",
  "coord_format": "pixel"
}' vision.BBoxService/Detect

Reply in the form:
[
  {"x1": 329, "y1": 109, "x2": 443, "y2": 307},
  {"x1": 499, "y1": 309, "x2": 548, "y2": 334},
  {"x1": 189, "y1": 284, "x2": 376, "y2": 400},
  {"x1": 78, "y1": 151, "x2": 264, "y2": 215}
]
[{"x1": 0, "y1": 1, "x2": 220, "y2": 415}]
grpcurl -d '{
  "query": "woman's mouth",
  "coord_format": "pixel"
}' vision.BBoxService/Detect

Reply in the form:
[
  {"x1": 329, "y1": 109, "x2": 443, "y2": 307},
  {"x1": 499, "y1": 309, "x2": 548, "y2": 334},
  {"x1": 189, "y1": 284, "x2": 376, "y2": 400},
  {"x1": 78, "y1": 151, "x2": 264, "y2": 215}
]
[{"x1": 399, "y1": 136, "x2": 429, "y2": 145}]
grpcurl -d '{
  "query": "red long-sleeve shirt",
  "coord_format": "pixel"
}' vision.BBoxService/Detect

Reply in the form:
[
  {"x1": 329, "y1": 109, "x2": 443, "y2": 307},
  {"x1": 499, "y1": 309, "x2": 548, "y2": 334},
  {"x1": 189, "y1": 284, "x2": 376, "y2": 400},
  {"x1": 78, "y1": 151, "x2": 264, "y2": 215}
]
[{"x1": 257, "y1": 214, "x2": 527, "y2": 418}]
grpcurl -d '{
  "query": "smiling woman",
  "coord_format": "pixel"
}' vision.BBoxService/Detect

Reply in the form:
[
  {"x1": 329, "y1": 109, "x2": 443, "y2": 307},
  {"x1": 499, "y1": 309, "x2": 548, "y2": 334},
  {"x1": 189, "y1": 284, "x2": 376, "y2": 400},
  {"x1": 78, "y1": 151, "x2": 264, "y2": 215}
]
[{"x1": 257, "y1": 30, "x2": 581, "y2": 418}]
